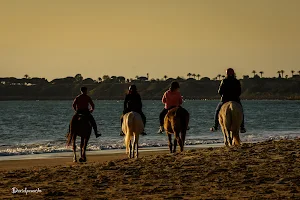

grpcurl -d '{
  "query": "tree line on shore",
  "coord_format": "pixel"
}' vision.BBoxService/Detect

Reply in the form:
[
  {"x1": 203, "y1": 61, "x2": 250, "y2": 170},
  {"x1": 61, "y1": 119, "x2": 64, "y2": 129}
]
[{"x1": 1, "y1": 71, "x2": 300, "y2": 100}]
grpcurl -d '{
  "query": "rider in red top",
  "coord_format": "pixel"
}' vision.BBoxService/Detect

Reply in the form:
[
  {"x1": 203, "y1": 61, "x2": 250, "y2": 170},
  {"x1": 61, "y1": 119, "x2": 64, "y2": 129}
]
[
  {"x1": 158, "y1": 81, "x2": 183, "y2": 133},
  {"x1": 71, "y1": 87, "x2": 101, "y2": 138}
]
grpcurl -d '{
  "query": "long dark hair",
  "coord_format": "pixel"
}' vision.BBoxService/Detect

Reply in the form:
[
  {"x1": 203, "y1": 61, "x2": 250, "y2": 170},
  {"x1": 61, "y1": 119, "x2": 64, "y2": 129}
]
[{"x1": 128, "y1": 85, "x2": 137, "y2": 94}]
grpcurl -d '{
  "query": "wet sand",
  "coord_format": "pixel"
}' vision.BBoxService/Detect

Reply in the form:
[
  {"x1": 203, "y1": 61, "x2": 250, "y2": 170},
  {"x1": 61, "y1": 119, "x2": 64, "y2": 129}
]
[{"x1": 1, "y1": 139, "x2": 300, "y2": 199}]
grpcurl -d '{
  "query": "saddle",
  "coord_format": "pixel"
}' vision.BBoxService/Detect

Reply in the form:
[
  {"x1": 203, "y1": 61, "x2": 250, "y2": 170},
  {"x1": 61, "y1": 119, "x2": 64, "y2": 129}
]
[{"x1": 76, "y1": 113, "x2": 86, "y2": 120}]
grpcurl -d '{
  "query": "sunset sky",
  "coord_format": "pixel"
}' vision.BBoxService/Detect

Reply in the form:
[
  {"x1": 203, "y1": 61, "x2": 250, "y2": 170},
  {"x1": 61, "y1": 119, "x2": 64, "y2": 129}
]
[{"x1": 1, "y1": 0, "x2": 300, "y2": 81}]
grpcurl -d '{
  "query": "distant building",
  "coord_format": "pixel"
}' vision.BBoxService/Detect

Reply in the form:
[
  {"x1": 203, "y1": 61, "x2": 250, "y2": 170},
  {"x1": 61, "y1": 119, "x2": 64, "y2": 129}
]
[{"x1": 137, "y1": 76, "x2": 148, "y2": 81}]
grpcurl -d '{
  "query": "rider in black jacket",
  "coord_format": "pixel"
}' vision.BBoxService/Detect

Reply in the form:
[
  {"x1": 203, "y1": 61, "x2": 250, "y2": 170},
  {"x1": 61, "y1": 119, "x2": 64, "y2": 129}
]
[
  {"x1": 210, "y1": 68, "x2": 246, "y2": 133},
  {"x1": 120, "y1": 85, "x2": 147, "y2": 136}
]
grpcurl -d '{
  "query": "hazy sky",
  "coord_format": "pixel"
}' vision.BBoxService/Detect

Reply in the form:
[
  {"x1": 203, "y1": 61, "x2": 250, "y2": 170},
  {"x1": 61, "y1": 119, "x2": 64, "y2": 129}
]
[{"x1": 1, "y1": 0, "x2": 300, "y2": 81}]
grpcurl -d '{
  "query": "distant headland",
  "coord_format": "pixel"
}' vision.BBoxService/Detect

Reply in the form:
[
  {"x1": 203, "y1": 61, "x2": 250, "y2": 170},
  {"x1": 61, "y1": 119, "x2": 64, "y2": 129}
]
[{"x1": 1, "y1": 72, "x2": 300, "y2": 100}]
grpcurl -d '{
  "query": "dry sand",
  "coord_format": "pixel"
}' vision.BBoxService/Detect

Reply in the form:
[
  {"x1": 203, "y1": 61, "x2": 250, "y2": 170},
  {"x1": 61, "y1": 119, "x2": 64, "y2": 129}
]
[{"x1": 1, "y1": 139, "x2": 300, "y2": 199}]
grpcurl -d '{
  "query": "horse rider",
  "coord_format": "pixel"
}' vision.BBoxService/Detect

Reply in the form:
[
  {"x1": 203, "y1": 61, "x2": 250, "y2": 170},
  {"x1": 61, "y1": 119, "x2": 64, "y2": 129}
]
[
  {"x1": 158, "y1": 81, "x2": 183, "y2": 133},
  {"x1": 71, "y1": 86, "x2": 101, "y2": 138},
  {"x1": 120, "y1": 84, "x2": 147, "y2": 136},
  {"x1": 210, "y1": 68, "x2": 246, "y2": 133}
]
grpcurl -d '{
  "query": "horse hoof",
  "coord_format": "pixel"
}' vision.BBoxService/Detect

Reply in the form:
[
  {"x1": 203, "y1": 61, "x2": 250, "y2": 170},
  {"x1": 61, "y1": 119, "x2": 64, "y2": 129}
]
[
  {"x1": 79, "y1": 158, "x2": 86, "y2": 162},
  {"x1": 73, "y1": 159, "x2": 77, "y2": 163}
]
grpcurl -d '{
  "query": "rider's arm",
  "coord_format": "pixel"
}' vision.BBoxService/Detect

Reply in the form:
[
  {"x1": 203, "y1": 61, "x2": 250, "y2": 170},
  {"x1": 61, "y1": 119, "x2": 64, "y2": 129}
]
[
  {"x1": 124, "y1": 94, "x2": 129, "y2": 111},
  {"x1": 72, "y1": 97, "x2": 77, "y2": 111},
  {"x1": 162, "y1": 91, "x2": 167, "y2": 104},
  {"x1": 218, "y1": 80, "x2": 225, "y2": 96},
  {"x1": 88, "y1": 96, "x2": 95, "y2": 111},
  {"x1": 178, "y1": 92, "x2": 183, "y2": 105},
  {"x1": 237, "y1": 80, "x2": 242, "y2": 97},
  {"x1": 137, "y1": 94, "x2": 142, "y2": 110}
]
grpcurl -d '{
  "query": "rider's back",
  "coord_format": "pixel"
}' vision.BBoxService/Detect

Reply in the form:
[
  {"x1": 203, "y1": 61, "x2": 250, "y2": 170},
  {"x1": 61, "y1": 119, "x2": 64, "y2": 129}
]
[
  {"x1": 125, "y1": 93, "x2": 142, "y2": 112},
  {"x1": 74, "y1": 94, "x2": 93, "y2": 111},
  {"x1": 218, "y1": 77, "x2": 241, "y2": 102}
]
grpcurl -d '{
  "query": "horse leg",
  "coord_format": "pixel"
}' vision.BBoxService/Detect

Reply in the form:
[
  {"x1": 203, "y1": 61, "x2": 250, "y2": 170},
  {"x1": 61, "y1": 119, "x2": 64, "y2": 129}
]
[
  {"x1": 83, "y1": 138, "x2": 88, "y2": 162},
  {"x1": 175, "y1": 132, "x2": 183, "y2": 152},
  {"x1": 220, "y1": 126, "x2": 228, "y2": 146},
  {"x1": 181, "y1": 130, "x2": 186, "y2": 152},
  {"x1": 73, "y1": 136, "x2": 77, "y2": 162},
  {"x1": 79, "y1": 137, "x2": 88, "y2": 163},
  {"x1": 173, "y1": 137, "x2": 177, "y2": 153},
  {"x1": 134, "y1": 134, "x2": 139, "y2": 159},
  {"x1": 232, "y1": 130, "x2": 241, "y2": 146},
  {"x1": 135, "y1": 141, "x2": 139, "y2": 159},
  {"x1": 79, "y1": 137, "x2": 84, "y2": 162},
  {"x1": 227, "y1": 130, "x2": 233, "y2": 146},
  {"x1": 132, "y1": 136, "x2": 136, "y2": 159},
  {"x1": 129, "y1": 140, "x2": 132, "y2": 158},
  {"x1": 167, "y1": 133, "x2": 173, "y2": 153}
]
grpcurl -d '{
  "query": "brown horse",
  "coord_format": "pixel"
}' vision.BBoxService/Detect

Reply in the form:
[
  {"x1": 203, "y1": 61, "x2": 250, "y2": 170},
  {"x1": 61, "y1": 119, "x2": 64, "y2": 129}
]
[
  {"x1": 66, "y1": 114, "x2": 92, "y2": 162},
  {"x1": 218, "y1": 101, "x2": 243, "y2": 146},
  {"x1": 164, "y1": 107, "x2": 189, "y2": 153}
]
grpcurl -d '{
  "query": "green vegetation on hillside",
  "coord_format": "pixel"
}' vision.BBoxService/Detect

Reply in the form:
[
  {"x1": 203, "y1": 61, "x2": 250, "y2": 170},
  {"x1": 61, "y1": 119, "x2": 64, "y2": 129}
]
[{"x1": 1, "y1": 74, "x2": 300, "y2": 100}]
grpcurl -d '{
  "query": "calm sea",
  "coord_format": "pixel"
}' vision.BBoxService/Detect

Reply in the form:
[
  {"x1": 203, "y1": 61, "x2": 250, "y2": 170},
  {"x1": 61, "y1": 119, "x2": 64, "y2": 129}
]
[{"x1": 0, "y1": 100, "x2": 299, "y2": 157}]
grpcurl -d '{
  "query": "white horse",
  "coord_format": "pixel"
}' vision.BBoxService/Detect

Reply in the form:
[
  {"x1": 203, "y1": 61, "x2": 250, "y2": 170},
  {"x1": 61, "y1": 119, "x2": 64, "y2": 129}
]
[
  {"x1": 219, "y1": 101, "x2": 243, "y2": 146},
  {"x1": 122, "y1": 111, "x2": 144, "y2": 158}
]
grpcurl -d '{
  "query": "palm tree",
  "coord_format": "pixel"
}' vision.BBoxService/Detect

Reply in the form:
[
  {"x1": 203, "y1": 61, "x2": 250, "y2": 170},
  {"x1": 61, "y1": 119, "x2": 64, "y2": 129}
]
[
  {"x1": 146, "y1": 73, "x2": 149, "y2": 79},
  {"x1": 252, "y1": 70, "x2": 256, "y2": 77},
  {"x1": 285, "y1": 75, "x2": 288, "y2": 79},
  {"x1": 280, "y1": 70, "x2": 285, "y2": 77},
  {"x1": 217, "y1": 74, "x2": 221, "y2": 80},
  {"x1": 222, "y1": 75, "x2": 225, "y2": 79},
  {"x1": 259, "y1": 71, "x2": 264, "y2": 78},
  {"x1": 164, "y1": 75, "x2": 167, "y2": 80},
  {"x1": 187, "y1": 73, "x2": 192, "y2": 79},
  {"x1": 98, "y1": 77, "x2": 102, "y2": 82},
  {"x1": 291, "y1": 70, "x2": 295, "y2": 77},
  {"x1": 75, "y1": 74, "x2": 83, "y2": 82},
  {"x1": 24, "y1": 74, "x2": 29, "y2": 79},
  {"x1": 135, "y1": 75, "x2": 139, "y2": 80},
  {"x1": 196, "y1": 74, "x2": 200, "y2": 80},
  {"x1": 277, "y1": 71, "x2": 281, "y2": 78},
  {"x1": 191, "y1": 74, "x2": 196, "y2": 79}
]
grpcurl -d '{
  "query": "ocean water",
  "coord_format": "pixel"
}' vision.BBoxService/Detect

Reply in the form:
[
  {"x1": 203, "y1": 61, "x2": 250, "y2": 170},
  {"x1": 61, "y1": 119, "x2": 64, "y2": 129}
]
[{"x1": 0, "y1": 100, "x2": 299, "y2": 157}]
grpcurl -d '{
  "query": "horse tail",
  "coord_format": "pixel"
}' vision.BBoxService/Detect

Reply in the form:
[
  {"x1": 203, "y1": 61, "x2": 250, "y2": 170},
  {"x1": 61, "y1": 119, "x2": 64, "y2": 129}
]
[
  {"x1": 230, "y1": 102, "x2": 243, "y2": 145},
  {"x1": 230, "y1": 102, "x2": 243, "y2": 130},
  {"x1": 66, "y1": 116, "x2": 77, "y2": 146},
  {"x1": 66, "y1": 124, "x2": 76, "y2": 146},
  {"x1": 176, "y1": 107, "x2": 189, "y2": 131},
  {"x1": 124, "y1": 112, "x2": 134, "y2": 154}
]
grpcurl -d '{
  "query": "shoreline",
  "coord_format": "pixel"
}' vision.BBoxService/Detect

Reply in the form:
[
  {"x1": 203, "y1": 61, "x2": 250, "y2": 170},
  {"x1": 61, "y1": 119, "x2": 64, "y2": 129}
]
[
  {"x1": 0, "y1": 143, "x2": 224, "y2": 161},
  {"x1": 0, "y1": 143, "x2": 223, "y2": 171}
]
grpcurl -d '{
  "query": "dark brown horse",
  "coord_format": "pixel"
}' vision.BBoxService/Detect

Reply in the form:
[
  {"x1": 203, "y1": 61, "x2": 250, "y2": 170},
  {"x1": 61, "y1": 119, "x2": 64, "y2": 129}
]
[
  {"x1": 66, "y1": 114, "x2": 92, "y2": 162},
  {"x1": 164, "y1": 107, "x2": 189, "y2": 153}
]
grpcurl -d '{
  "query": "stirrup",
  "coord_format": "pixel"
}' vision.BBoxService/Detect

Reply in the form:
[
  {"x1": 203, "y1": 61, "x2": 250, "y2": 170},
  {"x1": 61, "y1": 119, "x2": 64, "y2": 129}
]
[
  {"x1": 120, "y1": 131, "x2": 125, "y2": 136},
  {"x1": 95, "y1": 133, "x2": 101, "y2": 138},
  {"x1": 240, "y1": 128, "x2": 246, "y2": 133},
  {"x1": 210, "y1": 126, "x2": 218, "y2": 132},
  {"x1": 157, "y1": 126, "x2": 164, "y2": 134},
  {"x1": 141, "y1": 131, "x2": 147, "y2": 136}
]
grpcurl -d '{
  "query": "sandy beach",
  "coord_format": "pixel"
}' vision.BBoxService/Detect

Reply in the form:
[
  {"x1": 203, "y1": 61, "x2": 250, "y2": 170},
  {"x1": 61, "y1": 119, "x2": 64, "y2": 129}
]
[{"x1": 1, "y1": 139, "x2": 300, "y2": 199}]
